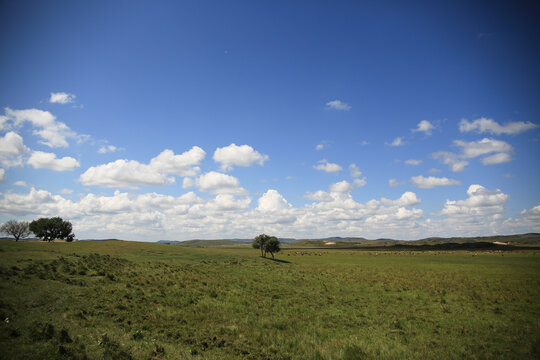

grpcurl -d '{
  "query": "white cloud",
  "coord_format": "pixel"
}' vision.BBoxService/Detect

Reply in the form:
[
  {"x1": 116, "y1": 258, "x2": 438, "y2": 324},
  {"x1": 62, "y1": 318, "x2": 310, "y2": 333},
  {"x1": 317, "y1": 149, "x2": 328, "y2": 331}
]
[
  {"x1": 315, "y1": 144, "x2": 324, "y2": 150},
  {"x1": 213, "y1": 143, "x2": 268, "y2": 171},
  {"x1": 28, "y1": 151, "x2": 80, "y2": 171},
  {"x1": 0, "y1": 182, "x2": 534, "y2": 241},
  {"x1": 14, "y1": 181, "x2": 28, "y2": 187},
  {"x1": 459, "y1": 118, "x2": 538, "y2": 135},
  {"x1": 49, "y1": 92, "x2": 76, "y2": 104},
  {"x1": 98, "y1": 145, "x2": 118, "y2": 154},
  {"x1": 150, "y1": 147, "x2": 205, "y2": 177},
  {"x1": 80, "y1": 159, "x2": 170, "y2": 188},
  {"x1": 438, "y1": 185, "x2": 508, "y2": 217},
  {"x1": 304, "y1": 190, "x2": 334, "y2": 202},
  {"x1": 429, "y1": 168, "x2": 441, "y2": 174},
  {"x1": 410, "y1": 175, "x2": 461, "y2": 189},
  {"x1": 80, "y1": 147, "x2": 205, "y2": 188},
  {"x1": 434, "y1": 138, "x2": 513, "y2": 171},
  {"x1": 205, "y1": 194, "x2": 251, "y2": 212},
  {"x1": 326, "y1": 100, "x2": 351, "y2": 111},
  {"x1": 389, "y1": 178, "x2": 400, "y2": 187},
  {"x1": 0, "y1": 131, "x2": 29, "y2": 167},
  {"x1": 0, "y1": 168, "x2": 4, "y2": 182},
  {"x1": 182, "y1": 177, "x2": 194, "y2": 189},
  {"x1": 3, "y1": 108, "x2": 78, "y2": 148},
  {"x1": 195, "y1": 171, "x2": 247, "y2": 195},
  {"x1": 353, "y1": 178, "x2": 367, "y2": 187},
  {"x1": 405, "y1": 159, "x2": 422, "y2": 165},
  {"x1": 59, "y1": 188, "x2": 73, "y2": 195},
  {"x1": 454, "y1": 138, "x2": 512, "y2": 159},
  {"x1": 482, "y1": 152, "x2": 512, "y2": 165},
  {"x1": 387, "y1": 137, "x2": 404, "y2": 146},
  {"x1": 412, "y1": 120, "x2": 434, "y2": 135},
  {"x1": 257, "y1": 189, "x2": 291, "y2": 211},
  {"x1": 329, "y1": 180, "x2": 354, "y2": 193},
  {"x1": 432, "y1": 151, "x2": 469, "y2": 172},
  {"x1": 314, "y1": 159, "x2": 342, "y2": 173},
  {"x1": 349, "y1": 163, "x2": 362, "y2": 177},
  {"x1": 382, "y1": 192, "x2": 421, "y2": 207}
]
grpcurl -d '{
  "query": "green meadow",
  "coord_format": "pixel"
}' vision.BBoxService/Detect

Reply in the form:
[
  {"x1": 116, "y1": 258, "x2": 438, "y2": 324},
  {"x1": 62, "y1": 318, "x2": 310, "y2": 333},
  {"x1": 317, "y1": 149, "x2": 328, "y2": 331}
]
[{"x1": 0, "y1": 240, "x2": 538, "y2": 359}]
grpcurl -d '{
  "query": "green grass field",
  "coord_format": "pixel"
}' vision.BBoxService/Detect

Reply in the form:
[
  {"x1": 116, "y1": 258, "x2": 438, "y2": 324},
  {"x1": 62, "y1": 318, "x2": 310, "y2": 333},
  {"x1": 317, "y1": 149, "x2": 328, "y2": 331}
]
[{"x1": 0, "y1": 240, "x2": 538, "y2": 359}]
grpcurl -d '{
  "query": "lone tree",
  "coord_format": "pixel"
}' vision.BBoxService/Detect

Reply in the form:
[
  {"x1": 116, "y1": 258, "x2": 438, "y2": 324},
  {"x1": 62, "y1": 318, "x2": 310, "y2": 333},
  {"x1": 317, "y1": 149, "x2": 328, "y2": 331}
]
[
  {"x1": 0, "y1": 220, "x2": 31, "y2": 241},
  {"x1": 265, "y1": 236, "x2": 281, "y2": 259},
  {"x1": 252, "y1": 234, "x2": 281, "y2": 258},
  {"x1": 29, "y1": 217, "x2": 75, "y2": 242},
  {"x1": 252, "y1": 234, "x2": 270, "y2": 257}
]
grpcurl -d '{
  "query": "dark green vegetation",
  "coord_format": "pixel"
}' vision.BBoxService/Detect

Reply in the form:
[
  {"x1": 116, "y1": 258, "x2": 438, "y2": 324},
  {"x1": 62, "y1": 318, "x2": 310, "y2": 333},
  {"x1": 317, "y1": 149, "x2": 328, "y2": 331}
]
[
  {"x1": 29, "y1": 217, "x2": 75, "y2": 242},
  {"x1": 0, "y1": 240, "x2": 538, "y2": 359},
  {"x1": 252, "y1": 234, "x2": 281, "y2": 258}
]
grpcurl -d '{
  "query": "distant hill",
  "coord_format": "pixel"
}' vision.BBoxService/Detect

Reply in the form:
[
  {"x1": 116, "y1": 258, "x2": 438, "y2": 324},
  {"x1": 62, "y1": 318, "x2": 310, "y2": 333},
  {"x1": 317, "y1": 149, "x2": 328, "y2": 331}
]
[
  {"x1": 176, "y1": 239, "x2": 247, "y2": 247},
  {"x1": 169, "y1": 233, "x2": 540, "y2": 248}
]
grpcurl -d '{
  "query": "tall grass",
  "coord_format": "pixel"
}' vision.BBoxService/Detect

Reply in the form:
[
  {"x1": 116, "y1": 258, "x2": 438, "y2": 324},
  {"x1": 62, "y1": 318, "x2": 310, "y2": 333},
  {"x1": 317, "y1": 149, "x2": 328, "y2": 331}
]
[{"x1": 0, "y1": 240, "x2": 538, "y2": 359}]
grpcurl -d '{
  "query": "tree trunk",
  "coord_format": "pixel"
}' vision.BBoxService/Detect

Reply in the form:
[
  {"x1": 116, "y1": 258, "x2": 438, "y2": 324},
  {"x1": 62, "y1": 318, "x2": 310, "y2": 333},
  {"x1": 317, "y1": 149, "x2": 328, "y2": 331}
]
[{"x1": 271, "y1": 252, "x2": 274, "y2": 259}]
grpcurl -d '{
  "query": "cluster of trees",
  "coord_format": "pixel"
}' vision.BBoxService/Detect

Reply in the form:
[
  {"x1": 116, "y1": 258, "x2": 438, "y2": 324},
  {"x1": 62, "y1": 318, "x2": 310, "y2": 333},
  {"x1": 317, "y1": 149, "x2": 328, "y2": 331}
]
[
  {"x1": 0, "y1": 217, "x2": 75, "y2": 242},
  {"x1": 252, "y1": 234, "x2": 281, "y2": 259}
]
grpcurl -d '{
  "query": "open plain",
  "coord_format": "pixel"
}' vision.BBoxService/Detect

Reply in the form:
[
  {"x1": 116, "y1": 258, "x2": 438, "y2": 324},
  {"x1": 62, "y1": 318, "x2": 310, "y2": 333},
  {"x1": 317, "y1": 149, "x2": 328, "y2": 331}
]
[{"x1": 0, "y1": 240, "x2": 538, "y2": 359}]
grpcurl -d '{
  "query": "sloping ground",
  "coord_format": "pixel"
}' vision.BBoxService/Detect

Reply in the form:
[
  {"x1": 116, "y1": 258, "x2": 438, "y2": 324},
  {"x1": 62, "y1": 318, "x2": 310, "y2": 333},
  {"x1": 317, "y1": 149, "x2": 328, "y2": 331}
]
[{"x1": 0, "y1": 240, "x2": 538, "y2": 359}]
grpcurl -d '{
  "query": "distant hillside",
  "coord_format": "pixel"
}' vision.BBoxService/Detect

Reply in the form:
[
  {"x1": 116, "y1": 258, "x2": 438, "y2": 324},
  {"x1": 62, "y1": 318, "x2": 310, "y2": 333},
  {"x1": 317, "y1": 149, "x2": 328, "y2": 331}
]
[
  {"x1": 176, "y1": 239, "x2": 248, "y2": 247},
  {"x1": 289, "y1": 233, "x2": 540, "y2": 249}
]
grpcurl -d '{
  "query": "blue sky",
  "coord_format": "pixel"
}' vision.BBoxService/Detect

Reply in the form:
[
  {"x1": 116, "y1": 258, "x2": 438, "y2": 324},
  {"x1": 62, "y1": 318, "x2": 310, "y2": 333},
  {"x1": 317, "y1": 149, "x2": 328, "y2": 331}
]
[{"x1": 1, "y1": 0, "x2": 539, "y2": 240}]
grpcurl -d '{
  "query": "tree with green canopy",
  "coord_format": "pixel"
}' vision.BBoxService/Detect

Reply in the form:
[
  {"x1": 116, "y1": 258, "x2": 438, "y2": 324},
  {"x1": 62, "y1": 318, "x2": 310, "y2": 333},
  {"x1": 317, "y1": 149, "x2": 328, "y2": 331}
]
[
  {"x1": 264, "y1": 236, "x2": 281, "y2": 259},
  {"x1": 252, "y1": 234, "x2": 281, "y2": 258},
  {"x1": 29, "y1": 217, "x2": 75, "y2": 242}
]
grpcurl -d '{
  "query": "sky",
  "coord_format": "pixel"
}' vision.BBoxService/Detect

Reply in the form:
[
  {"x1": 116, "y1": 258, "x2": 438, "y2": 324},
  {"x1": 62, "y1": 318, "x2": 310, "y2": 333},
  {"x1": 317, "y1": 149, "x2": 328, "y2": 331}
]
[{"x1": 0, "y1": 0, "x2": 539, "y2": 241}]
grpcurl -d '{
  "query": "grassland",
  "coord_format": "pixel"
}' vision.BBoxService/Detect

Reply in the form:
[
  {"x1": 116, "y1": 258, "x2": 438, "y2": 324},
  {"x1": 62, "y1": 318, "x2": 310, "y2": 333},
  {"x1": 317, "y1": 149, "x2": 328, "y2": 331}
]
[{"x1": 0, "y1": 240, "x2": 538, "y2": 359}]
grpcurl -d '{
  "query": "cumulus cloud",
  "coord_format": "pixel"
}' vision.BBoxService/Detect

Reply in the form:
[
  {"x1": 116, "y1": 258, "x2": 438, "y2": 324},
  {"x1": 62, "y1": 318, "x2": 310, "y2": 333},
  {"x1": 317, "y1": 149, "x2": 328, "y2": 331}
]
[
  {"x1": 14, "y1": 180, "x2": 27, "y2": 187},
  {"x1": 150, "y1": 147, "x2": 205, "y2": 177},
  {"x1": 80, "y1": 159, "x2": 170, "y2": 188},
  {"x1": 257, "y1": 189, "x2": 291, "y2": 211},
  {"x1": 454, "y1": 138, "x2": 512, "y2": 159},
  {"x1": 0, "y1": 182, "x2": 533, "y2": 241},
  {"x1": 349, "y1": 164, "x2": 362, "y2": 177},
  {"x1": 387, "y1": 137, "x2": 404, "y2": 146},
  {"x1": 481, "y1": 152, "x2": 512, "y2": 165},
  {"x1": 0, "y1": 168, "x2": 4, "y2": 182},
  {"x1": 438, "y1": 185, "x2": 508, "y2": 217},
  {"x1": 315, "y1": 144, "x2": 324, "y2": 150},
  {"x1": 353, "y1": 178, "x2": 367, "y2": 187},
  {"x1": 28, "y1": 151, "x2": 80, "y2": 171},
  {"x1": 49, "y1": 92, "x2": 76, "y2": 104},
  {"x1": 213, "y1": 143, "x2": 268, "y2": 171},
  {"x1": 410, "y1": 175, "x2": 460, "y2": 189},
  {"x1": 98, "y1": 145, "x2": 118, "y2": 154},
  {"x1": 434, "y1": 138, "x2": 513, "y2": 171},
  {"x1": 389, "y1": 178, "x2": 400, "y2": 187},
  {"x1": 432, "y1": 151, "x2": 469, "y2": 172},
  {"x1": 0, "y1": 131, "x2": 29, "y2": 167},
  {"x1": 3, "y1": 108, "x2": 78, "y2": 148},
  {"x1": 195, "y1": 171, "x2": 247, "y2": 195},
  {"x1": 459, "y1": 118, "x2": 538, "y2": 135},
  {"x1": 80, "y1": 147, "x2": 205, "y2": 188},
  {"x1": 314, "y1": 159, "x2": 342, "y2": 173},
  {"x1": 326, "y1": 100, "x2": 351, "y2": 111},
  {"x1": 412, "y1": 120, "x2": 434, "y2": 135},
  {"x1": 405, "y1": 159, "x2": 422, "y2": 165},
  {"x1": 329, "y1": 180, "x2": 354, "y2": 193},
  {"x1": 304, "y1": 190, "x2": 334, "y2": 202},
  {"x1": 381, "y1": 192, "x2": 421, "y2": 207}
]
